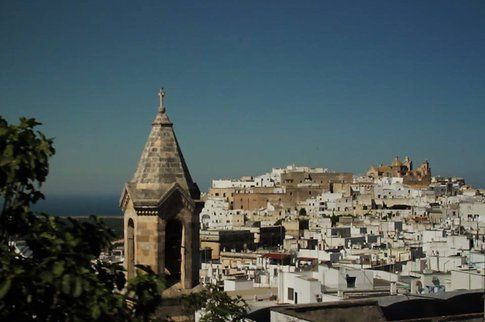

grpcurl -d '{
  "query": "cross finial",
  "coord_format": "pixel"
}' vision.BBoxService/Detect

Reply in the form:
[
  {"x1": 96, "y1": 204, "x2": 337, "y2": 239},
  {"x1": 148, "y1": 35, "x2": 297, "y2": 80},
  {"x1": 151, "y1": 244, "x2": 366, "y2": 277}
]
[{"x1": 158, "y1": 87, "x2": 165, "y2": 112}]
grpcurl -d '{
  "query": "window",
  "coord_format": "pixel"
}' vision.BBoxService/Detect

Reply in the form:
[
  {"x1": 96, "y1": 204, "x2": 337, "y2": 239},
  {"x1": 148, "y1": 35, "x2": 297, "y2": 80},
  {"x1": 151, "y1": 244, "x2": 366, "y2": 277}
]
[
  {"x1": 345, "y1": 274, "x2": 356, "y2": 288},
  {"x1": 288, "y1": 287, "x2": 294, "y2": 300}
]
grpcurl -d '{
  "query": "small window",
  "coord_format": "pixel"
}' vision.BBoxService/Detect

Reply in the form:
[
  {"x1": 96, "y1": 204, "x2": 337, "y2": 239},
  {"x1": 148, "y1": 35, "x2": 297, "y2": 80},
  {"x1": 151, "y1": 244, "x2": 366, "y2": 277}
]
[
  {"x1": 345, "y1": 274, "x2": 356, "y2": 288},
  {"x1": 288, "y1": 287, "x2": 294, "y2": 300}
]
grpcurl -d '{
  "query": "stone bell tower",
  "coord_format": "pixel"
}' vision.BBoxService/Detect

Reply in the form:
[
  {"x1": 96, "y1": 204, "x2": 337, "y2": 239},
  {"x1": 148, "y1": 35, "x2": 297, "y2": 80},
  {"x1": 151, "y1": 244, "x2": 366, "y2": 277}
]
[{"x1": 120, "y1": 89, "x2": 203, "y2": 289}]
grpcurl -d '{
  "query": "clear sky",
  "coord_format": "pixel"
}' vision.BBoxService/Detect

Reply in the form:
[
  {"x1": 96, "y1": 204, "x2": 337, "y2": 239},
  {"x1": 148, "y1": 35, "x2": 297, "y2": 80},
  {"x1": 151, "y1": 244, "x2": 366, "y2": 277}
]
[{"x1": 1, "y1": 1, "x2": 484, "y2": 215}]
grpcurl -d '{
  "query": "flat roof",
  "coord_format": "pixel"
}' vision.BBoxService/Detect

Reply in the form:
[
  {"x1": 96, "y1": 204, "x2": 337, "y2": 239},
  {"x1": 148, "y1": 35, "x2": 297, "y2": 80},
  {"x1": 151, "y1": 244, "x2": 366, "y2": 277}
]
[
  {"x1": 271, "y1": 299, "x2": 385, "y2": 322},
  {"x1": 296, "y1": 275, "x2": 318, "y2": 282},
  {"x1": 270, "y1": 290, "x2": 485, "y2": 322}
]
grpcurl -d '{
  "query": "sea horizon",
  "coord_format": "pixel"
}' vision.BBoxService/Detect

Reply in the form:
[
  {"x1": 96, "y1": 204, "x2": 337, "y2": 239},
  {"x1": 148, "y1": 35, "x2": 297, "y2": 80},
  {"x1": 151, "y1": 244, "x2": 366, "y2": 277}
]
[{"x1": 32, "y1": 194, "x2": 123, "y2": 217}]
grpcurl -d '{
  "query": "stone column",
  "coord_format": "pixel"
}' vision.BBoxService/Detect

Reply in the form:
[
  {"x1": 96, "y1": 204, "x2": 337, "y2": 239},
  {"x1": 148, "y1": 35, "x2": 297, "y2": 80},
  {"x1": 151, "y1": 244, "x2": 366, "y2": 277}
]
[
  {"x1": 181, "y1": 204, "x2": 202, "y2": 289},
  {"x1": 135, "y1": 215, "x2": 159, "y2": 274},
  {"x1": 191, "y1": 201, "x2": 204, "y2": 287},
  {"x1": 126, "y1": 218, "x2": 135, "y2": 279},
  {"x1": 157, "y1": 217, "x2": 166, "y2": 276},
  {"x1": 181, "y1": 219, "x2": 189, "y2": 289}
]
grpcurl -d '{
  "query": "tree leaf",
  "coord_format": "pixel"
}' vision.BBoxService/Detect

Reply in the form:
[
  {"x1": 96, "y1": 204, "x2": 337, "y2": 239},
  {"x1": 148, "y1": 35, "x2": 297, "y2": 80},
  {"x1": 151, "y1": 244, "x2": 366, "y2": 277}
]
[
  {"x1": 61, "y1": 274, "x2": 71, "y2": 294},
  {"x1": 72, "y1": 277, "x2": 82, "y2": 298},
  {"x1": 0, "y1": 278, "x2": 11, "y2": 299},
  {"x1": 52, "y1": 261, "x2": 64, "y2": 277}
]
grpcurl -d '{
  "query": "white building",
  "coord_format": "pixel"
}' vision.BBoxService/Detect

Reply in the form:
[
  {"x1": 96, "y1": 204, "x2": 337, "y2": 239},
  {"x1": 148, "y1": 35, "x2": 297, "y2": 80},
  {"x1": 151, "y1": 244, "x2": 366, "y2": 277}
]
[
  {"x1": 212, "y1": 178, "x2": 256, "y2": 189},
  {"x1": 317, "y1": 265, "x2": 374, "y2": 291},
  {"x1": 223, "y1": 279, "x2": 254, "y2": 292},
  {"x1": 449, "y1": 268, "x2": 485, "y2": 291},
  {"x1": 277, "y1": 271, "x2": 323, "y2": 305},
  {"x1": 459, "y1": 201, "x2": 485, "y2": 222},
  {"x1": 199, "y1": 197, "x2": 245, "y2": 230}
]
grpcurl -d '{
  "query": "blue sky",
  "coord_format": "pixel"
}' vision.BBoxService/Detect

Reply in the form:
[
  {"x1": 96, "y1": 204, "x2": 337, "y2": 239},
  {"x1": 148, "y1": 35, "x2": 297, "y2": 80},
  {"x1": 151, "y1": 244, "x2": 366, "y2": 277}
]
[{"x1": 1, "y1": 1, "x2": 484, "y2": 214}]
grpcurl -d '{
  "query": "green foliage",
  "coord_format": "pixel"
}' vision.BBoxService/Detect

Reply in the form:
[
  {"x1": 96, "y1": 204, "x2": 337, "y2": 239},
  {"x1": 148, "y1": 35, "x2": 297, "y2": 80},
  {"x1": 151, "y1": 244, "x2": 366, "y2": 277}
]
[
  {"x1": 183, "y1": 284, "x2": 248, "y2": 322},
  {"x1": 0, "y1": 117, "x2": 55, "y2": 239},
  {"x1": 298, "y1": 208, "x2": 307, "y2": 216},
  {"x1": 0, "y1": 116, "x2": 164, "y2": 321},
  {"x1": 126, "y1": 266, "x2": 166, "y2": 321}
]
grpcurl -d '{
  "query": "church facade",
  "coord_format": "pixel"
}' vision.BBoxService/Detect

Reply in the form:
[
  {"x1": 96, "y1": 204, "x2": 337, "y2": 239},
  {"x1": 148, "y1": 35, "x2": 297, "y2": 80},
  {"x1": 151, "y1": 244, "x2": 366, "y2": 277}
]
[
  {"x1": 120, "y1": 89, "x2": 203, "y2": 289},
  {"x1": 366, "y1": 156, "x2": 431, "y2": 187}
]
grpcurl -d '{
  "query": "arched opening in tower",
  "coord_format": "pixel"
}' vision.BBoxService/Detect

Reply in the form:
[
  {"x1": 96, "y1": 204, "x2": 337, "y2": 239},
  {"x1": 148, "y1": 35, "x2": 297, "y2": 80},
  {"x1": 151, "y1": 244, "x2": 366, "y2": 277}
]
[
  {"x1": 165, "y1": 218, "x2": 182, "y2": 286},
  {"x1": 127, "y1": 218, "x2": 135, "y2": 279}
]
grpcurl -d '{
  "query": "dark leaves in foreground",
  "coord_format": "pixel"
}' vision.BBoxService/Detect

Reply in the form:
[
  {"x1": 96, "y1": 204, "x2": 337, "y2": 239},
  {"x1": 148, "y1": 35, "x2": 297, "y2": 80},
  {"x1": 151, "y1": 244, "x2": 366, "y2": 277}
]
[
  {"x1": 0, "y1": 116, "x2": 164, "y2": 321},
  {"x1": 183, "y1": 284, "x2": 248, "y2": 322}
]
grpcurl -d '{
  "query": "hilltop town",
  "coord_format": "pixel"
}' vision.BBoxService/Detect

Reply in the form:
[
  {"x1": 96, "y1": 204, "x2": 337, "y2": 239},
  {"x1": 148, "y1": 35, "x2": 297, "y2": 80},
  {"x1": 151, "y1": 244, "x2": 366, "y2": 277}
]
[
  {"x1": 117, "y1": 92, "x2": 484, "y2": 321},
  {"x1": 196, "y1": 157, "x2": 485, "y2": 315}
]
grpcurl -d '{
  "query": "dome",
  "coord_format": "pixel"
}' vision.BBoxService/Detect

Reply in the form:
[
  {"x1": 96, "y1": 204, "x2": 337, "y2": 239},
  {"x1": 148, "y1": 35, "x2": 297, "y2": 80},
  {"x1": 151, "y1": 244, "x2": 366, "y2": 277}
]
[{"x1": 392, "y1": 156, "x2": 402, "y2": 167}]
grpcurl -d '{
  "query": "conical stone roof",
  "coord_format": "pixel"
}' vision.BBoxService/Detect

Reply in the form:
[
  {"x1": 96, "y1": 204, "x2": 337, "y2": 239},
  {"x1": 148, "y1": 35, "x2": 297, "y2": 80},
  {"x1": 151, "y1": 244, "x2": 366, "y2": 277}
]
[{"x1": 122, "y1": 89, "x2": 200, "y2": 207}]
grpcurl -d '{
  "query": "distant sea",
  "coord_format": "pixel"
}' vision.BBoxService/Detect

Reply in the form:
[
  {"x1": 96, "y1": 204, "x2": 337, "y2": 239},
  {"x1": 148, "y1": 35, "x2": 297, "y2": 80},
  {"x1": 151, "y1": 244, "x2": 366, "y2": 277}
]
[{"x1": 32, "y1": 194, "x2": 122, "y2": 217}]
